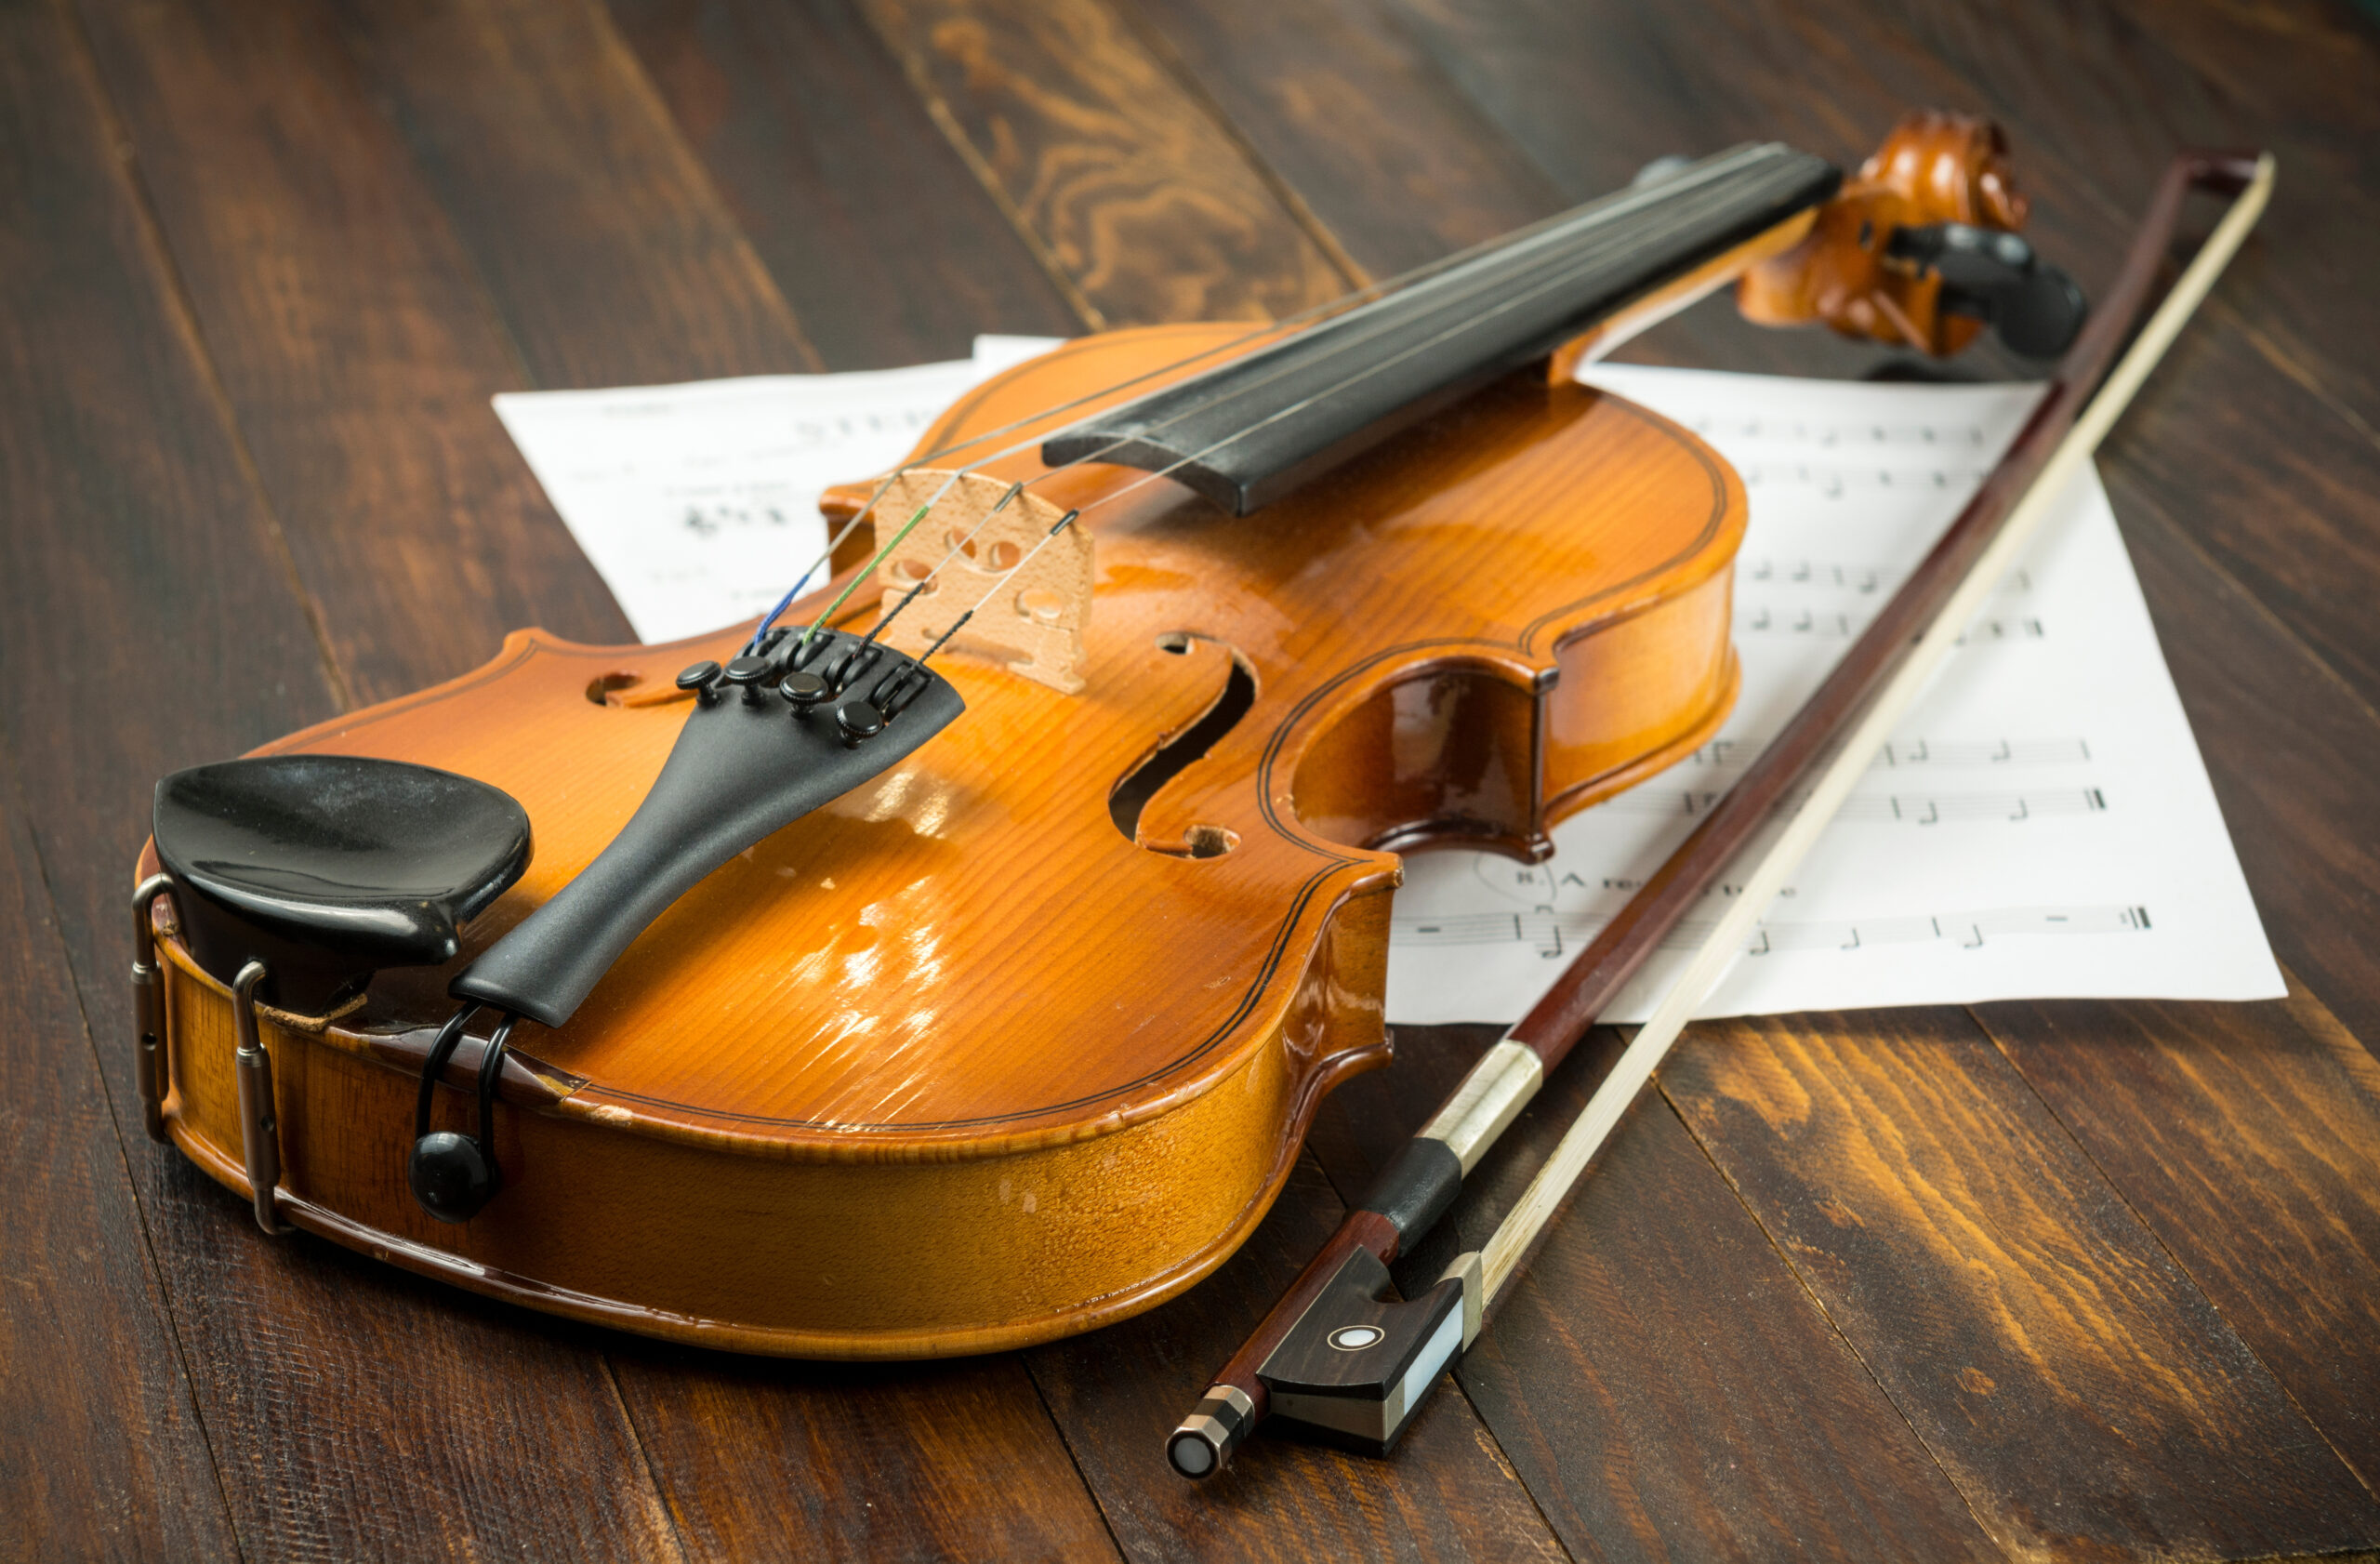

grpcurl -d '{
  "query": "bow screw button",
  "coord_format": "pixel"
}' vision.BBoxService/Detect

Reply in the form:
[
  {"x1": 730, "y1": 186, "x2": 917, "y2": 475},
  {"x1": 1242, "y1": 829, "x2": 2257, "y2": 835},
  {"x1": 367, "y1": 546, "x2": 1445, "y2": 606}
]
[
  {"x1": 721, "y1": 655, "x2": 774, "y2": 705},
  {"x1": 779, "y1": 669, "x2": 832, "y2": 712},
  {"x1": 676, "y1": 659, "x2": 723, "y2": 707},
  {"x1": 835, "y1": 698, "x2": 887, "y2": 748}
]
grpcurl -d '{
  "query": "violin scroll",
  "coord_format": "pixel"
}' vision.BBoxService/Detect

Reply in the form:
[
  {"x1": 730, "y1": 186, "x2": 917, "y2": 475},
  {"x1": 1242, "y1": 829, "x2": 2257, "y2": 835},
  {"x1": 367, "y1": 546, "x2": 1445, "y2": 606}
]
[{"x1": 1738, "y1": 112, "x2": 2085, "y2": 358}]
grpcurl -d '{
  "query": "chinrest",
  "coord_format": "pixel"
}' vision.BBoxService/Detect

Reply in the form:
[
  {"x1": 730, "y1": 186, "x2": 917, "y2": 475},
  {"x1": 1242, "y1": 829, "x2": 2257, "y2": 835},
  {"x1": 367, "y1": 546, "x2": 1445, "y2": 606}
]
[{"x1": 152, "y1": 755, "x2": 532, "y2": 1014}]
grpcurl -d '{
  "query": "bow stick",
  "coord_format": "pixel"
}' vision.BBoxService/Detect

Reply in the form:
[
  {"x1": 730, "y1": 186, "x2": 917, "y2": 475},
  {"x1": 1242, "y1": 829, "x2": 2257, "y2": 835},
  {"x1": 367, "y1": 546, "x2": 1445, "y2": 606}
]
[{"x1": 1170, "y1": 147, "x2": 2275, "y2": 1479}]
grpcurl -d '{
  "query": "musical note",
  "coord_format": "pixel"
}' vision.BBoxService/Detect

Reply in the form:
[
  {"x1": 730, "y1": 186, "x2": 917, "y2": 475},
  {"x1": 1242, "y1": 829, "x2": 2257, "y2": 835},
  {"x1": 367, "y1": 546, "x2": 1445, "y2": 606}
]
[
  {"x1": 680, "y1": 500, "x2": 796, "y2": 539},
  {"x1": 1672, "y1": 736, "x2": 2091, "y2": 774},
  {"x1": 1393, "y1": 903, "x2": 2151, "y2": 961}
]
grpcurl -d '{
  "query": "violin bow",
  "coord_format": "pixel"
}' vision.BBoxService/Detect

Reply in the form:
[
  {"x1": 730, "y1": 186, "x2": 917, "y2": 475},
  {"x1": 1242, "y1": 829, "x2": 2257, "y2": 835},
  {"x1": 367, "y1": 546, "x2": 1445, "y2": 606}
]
[{"x1": 1170, "y1": 147, "x2": 2277, "y2": 1480}]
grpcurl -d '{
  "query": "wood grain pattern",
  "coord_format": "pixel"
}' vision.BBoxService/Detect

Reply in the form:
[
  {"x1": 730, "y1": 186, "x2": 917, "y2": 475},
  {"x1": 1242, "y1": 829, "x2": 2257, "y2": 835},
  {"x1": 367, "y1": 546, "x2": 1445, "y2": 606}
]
[
  {"x1": 327, "y1": 0, "x2": 824, "y2": 386},
  {"x1": 2118, "y1": 490, "x2": 2380, "y2": 1053},
  {"x1": 856, "y1": 0, "x2": 1355, "y2": 326},
  {"x1": 8, "y1": 4, "x2": 684, "y2": 1557},
  {"x1": 605, "y1": 0, "x2": 1085, "y2": 367},
  {"x1": 1111, "y1": 0, "x2": 1564, "y2": 277},
  {"x1": 1982, "y1": 982, "x2": 2380, "y2": 1495},
  {"x1": 608, "y1": 1348, "x2": 1122, "y2": 1560},
  {"x1": 2103, "y1": 337, "x2": 2380, "y2": 719},
  {"x1": 1027, "y1": 1152, "x2": 1571, "y2": 1563},
  {"x1": 0, "y1": 755, "x2": 234, "y2": 1557},
  {"x1": 1316, "y1": 1024, "x2": 2005, "y2": 1563},
  {"x1": 73, "y1": 0, "x2": 631, "y2": 703},
  {"x1": 1661, "y1": 1006, "x2": 2380, "y2": 1560}
]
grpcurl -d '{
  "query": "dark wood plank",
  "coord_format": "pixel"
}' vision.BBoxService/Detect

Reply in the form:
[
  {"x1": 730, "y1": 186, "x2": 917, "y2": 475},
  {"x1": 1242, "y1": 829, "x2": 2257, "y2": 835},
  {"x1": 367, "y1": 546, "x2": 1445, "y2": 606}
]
[
  {"x1": 1, "y1": 0, "x2": 346, "y2": 829},
  {"x1": 1662, "y1": 1006, "x2": 2380, "y2": 1560},
  {"x1": 327, "y1": 0, "x2": 823, "y2": 387},
  {"x1": 1309, "y1": 1026, "x2": 2003, "y2": 1563},
  {"x1": 855, "y1": 0, "x2": 1356, "y2": 326},
  {"x1": 606, "y1": 0, "x2": 1084, "y2": 368},
  {"x1": 1980, "y1": 981, "x2": 2380, "y2": 1497},
  {"x1": 1111, "y1": 0, "x2": 1565, "y2": 276},
  {"x1": 1964, "y1": 437, "x2": 2380, "y2": 1531},
  {"x1": 7, "y1": 5, "x2": 691, "y2": 1558},
  {"x1": 73, "y1": 0, "x2": 630, "y2": 704},
  {"x1": 2096, "y1": 309, "x2": 2380, "y2": 722},
  {"x1": 0, "y1": 744, "x2": 233, "y2": 1557},
  {"x1": 1029, "y1": 1152, "x2": 1572, "y2": 1563},
  {"x1": 607, "y1": 1350, "x2": 1120, "y2": 1561},
  {"x1": 2117, "y1": 490, "x2": 2380, "y2": 1053},
  {"x1": 1121, "y1": 0, "x2": 1901, "y2": 389}
]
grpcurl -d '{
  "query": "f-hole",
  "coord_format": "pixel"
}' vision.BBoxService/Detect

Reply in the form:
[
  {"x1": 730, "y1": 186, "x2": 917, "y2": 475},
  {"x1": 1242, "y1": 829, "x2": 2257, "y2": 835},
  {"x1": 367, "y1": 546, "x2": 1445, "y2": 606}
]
[{"x1": 1111, "y1": 635, "x2": 1256, "y2": 855}]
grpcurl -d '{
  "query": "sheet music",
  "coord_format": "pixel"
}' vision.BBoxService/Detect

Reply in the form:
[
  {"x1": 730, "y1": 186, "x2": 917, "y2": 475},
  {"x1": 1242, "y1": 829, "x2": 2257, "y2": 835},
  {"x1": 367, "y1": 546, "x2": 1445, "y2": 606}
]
[
  {"x1": 1387, "y1": 364, "x2": 2282, "y2": 1024},
  {"x1": 494, "y1": 350, "x2": 2281, "y2": 1025},
  {"x1": 492, "y1": 337, "x2": 1064, "y2": 643}
]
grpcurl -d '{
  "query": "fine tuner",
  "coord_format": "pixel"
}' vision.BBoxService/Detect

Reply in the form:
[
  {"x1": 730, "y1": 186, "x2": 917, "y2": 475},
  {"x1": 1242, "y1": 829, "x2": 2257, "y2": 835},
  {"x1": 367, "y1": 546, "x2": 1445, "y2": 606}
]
[{"x1": 126, "y1": 113, "x2": 2155, "y2": 1393}]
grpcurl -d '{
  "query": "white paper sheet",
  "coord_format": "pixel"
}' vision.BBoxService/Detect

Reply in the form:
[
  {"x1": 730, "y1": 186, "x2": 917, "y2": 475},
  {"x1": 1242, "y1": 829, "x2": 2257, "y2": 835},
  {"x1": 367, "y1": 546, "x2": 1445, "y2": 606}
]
[
  {"x1": 494, "y1": 350, "x2": 2282, "y2": 1026},
  {"x1": 1386, "y1": 364, "x2": 2283, "y2": 1024},
  {"x1": 492, "y1": 337, "x2": 1064, "y2": 644}
]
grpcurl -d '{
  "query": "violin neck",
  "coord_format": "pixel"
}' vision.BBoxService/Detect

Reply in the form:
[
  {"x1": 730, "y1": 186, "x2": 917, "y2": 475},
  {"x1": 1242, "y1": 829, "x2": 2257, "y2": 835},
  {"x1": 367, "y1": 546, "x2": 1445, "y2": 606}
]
[{"x1": 1042, "y1": 143, "x2": 1840, "y2": 516}]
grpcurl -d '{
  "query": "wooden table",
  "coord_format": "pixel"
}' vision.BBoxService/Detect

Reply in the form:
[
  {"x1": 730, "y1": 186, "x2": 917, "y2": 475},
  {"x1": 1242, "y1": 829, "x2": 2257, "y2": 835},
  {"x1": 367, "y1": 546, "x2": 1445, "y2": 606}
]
[{"x1": 6, "y1": 0, "x2": 2377, "y2": 1557}]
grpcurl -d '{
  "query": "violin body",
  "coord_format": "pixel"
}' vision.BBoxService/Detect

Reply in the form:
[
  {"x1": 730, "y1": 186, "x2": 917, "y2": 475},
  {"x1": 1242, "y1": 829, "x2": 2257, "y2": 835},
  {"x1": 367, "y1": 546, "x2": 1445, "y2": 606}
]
[{"x1": 140, "y1": 323, "x2": 1746, "y2": 1357}]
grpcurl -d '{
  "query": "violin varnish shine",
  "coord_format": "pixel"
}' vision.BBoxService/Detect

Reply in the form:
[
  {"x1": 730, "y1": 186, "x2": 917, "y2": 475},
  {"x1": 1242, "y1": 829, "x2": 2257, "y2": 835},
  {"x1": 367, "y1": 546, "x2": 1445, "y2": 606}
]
[{"x1": 141, "y1": 323, "x2": 1747, "y2": 1357}]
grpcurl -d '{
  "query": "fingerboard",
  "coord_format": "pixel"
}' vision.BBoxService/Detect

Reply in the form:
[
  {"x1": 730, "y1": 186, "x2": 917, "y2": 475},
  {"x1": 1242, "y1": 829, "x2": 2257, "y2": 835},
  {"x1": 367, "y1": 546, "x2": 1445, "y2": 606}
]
[{"x1": 1042, "y1": 143, "x2": 1839, "y2": 515}]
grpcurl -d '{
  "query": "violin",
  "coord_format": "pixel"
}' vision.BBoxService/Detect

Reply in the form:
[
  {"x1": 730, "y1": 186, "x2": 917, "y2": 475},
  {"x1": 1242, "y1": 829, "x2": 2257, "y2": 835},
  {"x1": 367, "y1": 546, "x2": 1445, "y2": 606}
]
[{"x1": 129, "y1": 113, "x2": 2078, "y2": 1359}]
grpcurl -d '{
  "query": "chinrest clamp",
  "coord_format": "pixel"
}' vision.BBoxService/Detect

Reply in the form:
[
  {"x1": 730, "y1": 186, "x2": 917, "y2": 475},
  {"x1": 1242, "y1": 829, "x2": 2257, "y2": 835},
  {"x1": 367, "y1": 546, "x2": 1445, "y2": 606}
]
[
  {"x1": 229, "y1": 960, "x2": 294, "y2": 1236},
  {"x1": 130, "y1": 873, "x2": 179, "y2": 1145}
]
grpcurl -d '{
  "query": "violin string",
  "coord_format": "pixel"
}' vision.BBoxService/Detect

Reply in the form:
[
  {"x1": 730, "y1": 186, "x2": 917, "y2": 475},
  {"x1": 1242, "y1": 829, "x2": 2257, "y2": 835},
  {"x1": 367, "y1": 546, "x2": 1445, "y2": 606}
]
[
  {"x1": 921, "y1": 159, "x2": 1792, "y2": 649},
  {"x1": 747, "y1": 212, "x2": 1561, "y2": 648},
  {"x1": 950, "y1": 156, "x2": 1791, "y2": 597},
  {"x1": 967, "y1": 149, "x2": 1776, "y2": 525},
  {"x1": 782, "y1": 149, "x2": 1785, "y2": 651},
  {"x1": 863, "y1": 577, "x2": 932, "y2": 645},
  {"x1": 862, "y1": 151, "x2": 1791, "y2": 673},
  {"x1": 751, "y1": 145, "x2": 1785, "y2": 649},
  {"x1": 755, "y1": 149, "x2": 1777, "y2": 643},
  {"x1": 794, "y1": 471, "x2": 971, "y2": 642}
]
